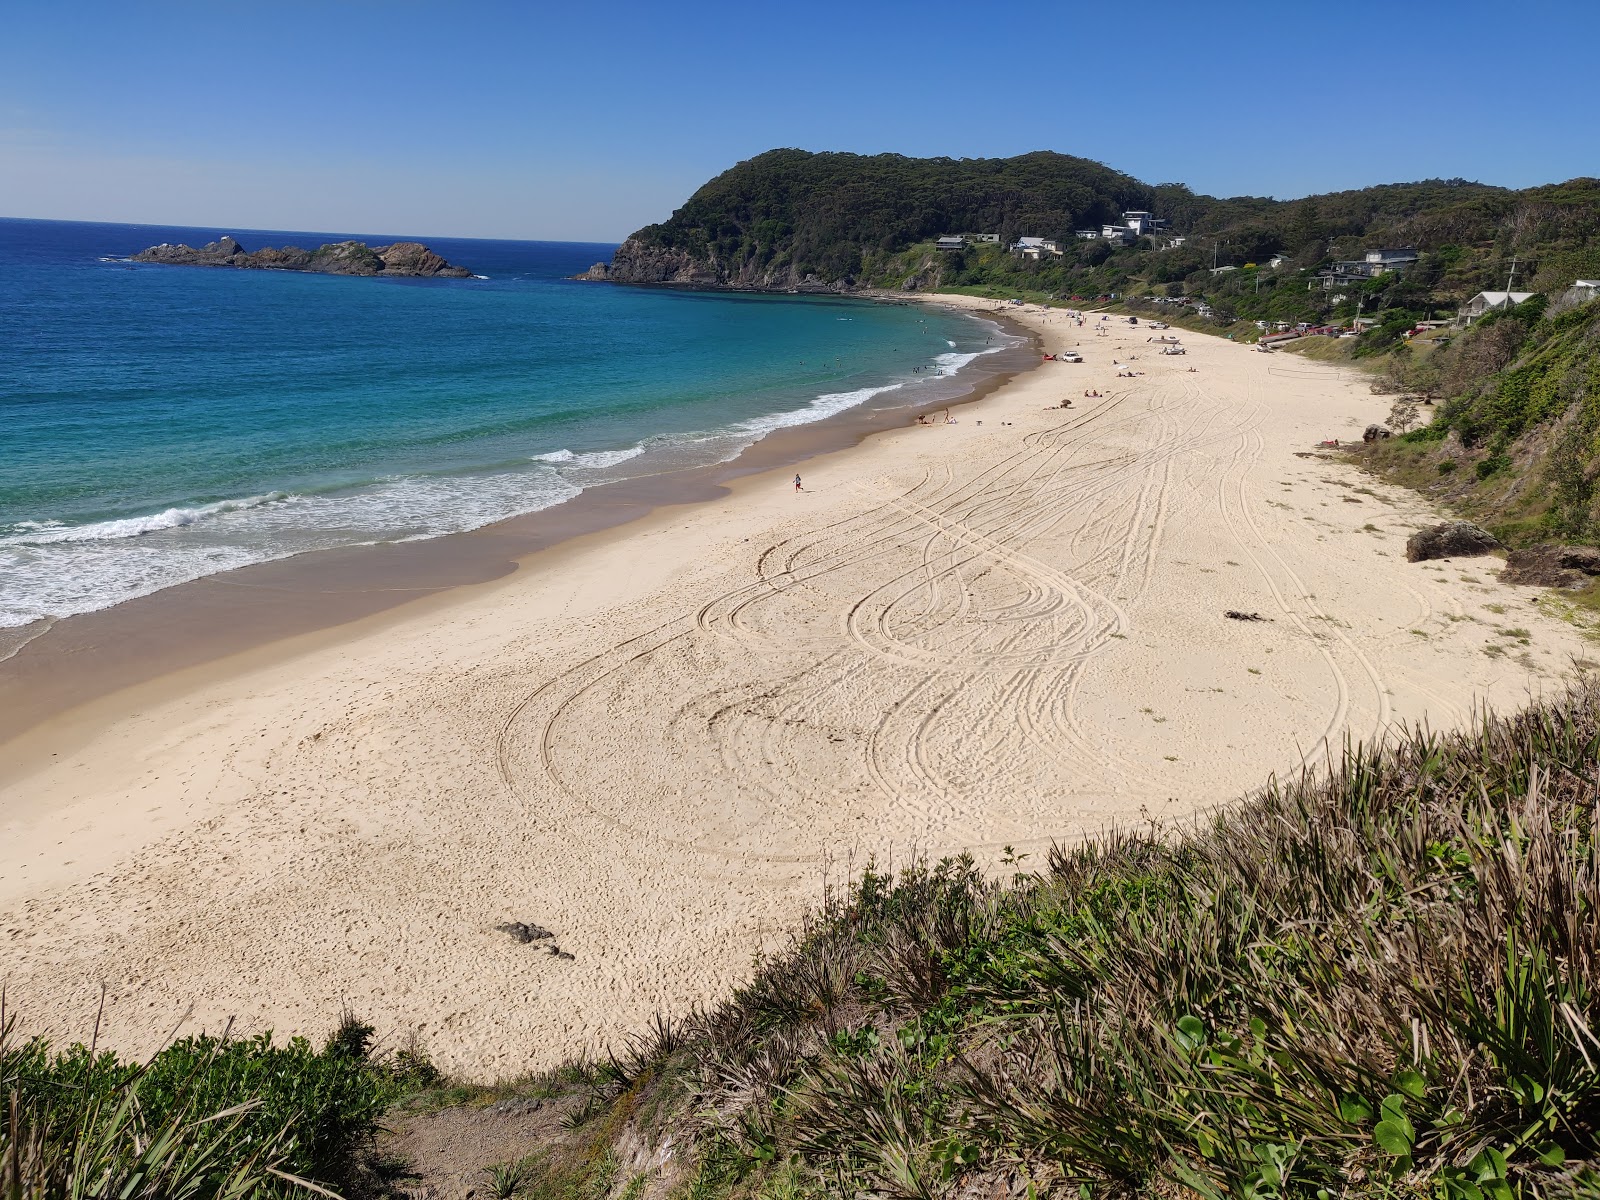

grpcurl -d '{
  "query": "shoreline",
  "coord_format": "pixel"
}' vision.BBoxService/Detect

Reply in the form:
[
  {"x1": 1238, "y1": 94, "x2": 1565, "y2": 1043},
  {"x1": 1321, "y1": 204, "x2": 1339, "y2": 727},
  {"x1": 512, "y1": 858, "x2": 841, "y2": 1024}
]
[
  {"x1": 0, "y1": 303, "x2": 1037, "y2": 774},
  {"x1": 6, "y1": 295, "x2": 1588, "y2": 1075}
]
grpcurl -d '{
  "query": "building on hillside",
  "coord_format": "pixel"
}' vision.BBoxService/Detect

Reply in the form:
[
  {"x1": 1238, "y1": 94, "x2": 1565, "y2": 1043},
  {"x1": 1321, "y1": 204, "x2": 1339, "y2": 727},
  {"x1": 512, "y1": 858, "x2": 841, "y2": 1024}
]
[
  {"x1": 1460, "y1": 291, "x2": 1538, "y2": 322},
  {"x1": 1075, "y1": 229, "x2": 1100, "y2": 240},
  {"x1": 1118, "y1": 210, "x2": 1168, "y2": 236},
  {"x1": 1165, "y1": 235, "x2": 1187, "y2": 249},
  {"x1": 1269, "y1": 253, "x2": 1289, "y2": 268},
  {"x1": 1573, "y1": 279, "x2": 1600, "y2": 300},
  {"x1": 1364, "y1": 248, "x2": 1419, "y2": 273},
  {"x1": 1210, "y1": 264, "x2": 1239, "y2": 276},
  {"x1": 1100, "y1": 224, "x2": 1135, "y2": 245},
  {"x1": 967, "y1": 233, "x2": 1000, "y2": 243},
  {"x1": 1312, "y1": 247, "x2": 1418, "y2": 289},
  {"x1": 935, "y1": 236, "x2": 967, "y2": 252},
  {"x1": 1013, "y1": 236, "x2": 1062, "y2": 260}
]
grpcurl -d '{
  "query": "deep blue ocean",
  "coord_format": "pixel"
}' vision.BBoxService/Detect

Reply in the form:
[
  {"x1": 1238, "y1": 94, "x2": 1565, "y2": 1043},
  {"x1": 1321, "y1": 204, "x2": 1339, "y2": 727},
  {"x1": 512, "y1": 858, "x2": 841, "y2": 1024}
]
[{"x1": 0, "y1": 218, "x2": 1010, "y2": 628}]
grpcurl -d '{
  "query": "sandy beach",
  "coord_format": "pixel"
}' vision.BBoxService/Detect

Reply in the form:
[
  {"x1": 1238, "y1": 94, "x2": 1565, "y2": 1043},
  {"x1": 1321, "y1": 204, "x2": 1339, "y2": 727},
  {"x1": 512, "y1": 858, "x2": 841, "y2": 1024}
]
[{"x1": 1, "y1": 296, "x2": 1588, "y2": 1076}]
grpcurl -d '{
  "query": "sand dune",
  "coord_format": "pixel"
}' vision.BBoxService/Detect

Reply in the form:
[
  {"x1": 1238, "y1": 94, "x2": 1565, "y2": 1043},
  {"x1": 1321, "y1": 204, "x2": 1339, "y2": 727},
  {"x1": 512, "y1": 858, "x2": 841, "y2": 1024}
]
[{"x1": 0, "y1": 298, "x2": 1587, "y2": 1074}]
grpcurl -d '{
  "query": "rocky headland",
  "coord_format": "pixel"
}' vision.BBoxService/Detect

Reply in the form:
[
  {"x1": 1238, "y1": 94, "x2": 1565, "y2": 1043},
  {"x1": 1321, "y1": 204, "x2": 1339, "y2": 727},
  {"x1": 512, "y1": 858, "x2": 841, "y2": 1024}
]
[
  {"x1": 131, "y1": 236, "x2": 473, "y2": 278},
  {"x1": 575, "y1": 237, "x2": 843, "y2": 292}
]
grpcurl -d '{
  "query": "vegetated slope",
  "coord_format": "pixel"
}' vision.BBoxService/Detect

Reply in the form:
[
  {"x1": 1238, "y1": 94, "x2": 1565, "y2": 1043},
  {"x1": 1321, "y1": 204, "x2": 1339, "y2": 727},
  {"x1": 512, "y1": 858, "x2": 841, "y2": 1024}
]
[
  {"x1": 587, "y1": 147, "x2": 1600, "y2": 320},
  {"x1": 423, "y1": 686, "x2": 1600, "y2": 1200},
  {"x1": 1361, "y1": 295, "x2": 1600, "y2": 546},
  {"x1": 598, "y1": 148, "x2": 1155, "y2": 289}
]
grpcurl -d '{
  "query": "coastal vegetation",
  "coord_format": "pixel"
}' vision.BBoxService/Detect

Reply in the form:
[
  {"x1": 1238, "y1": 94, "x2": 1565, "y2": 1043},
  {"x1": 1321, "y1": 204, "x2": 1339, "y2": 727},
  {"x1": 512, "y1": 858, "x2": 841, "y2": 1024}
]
[
  {"x1": 0, "y1": 1007, "x2": 436, "y2": 1197},
  {"x1": 1355, "y1": 297, "x2": 1600, "y2": 550}
]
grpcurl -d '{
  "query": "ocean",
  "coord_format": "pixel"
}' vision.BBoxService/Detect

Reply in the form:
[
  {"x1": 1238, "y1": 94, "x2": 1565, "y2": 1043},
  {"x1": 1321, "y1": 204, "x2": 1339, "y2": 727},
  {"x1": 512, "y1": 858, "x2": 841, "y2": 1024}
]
[{"x1": 0, "y1": 218, "x2": 1015, "y2": 630}]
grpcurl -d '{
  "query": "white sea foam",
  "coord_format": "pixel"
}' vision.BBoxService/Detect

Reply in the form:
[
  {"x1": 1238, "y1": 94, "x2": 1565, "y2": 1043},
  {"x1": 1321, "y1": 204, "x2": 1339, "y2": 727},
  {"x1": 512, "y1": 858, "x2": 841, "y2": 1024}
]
[
  {"x1": 733, "y1": 382, "x2": 906, "y2": 438},
  {"x1": 532, "y1": 445, "x2": 647, "y2": 470},
  {"x1": 0, "y1": 470, "x2": 582, "y2": 629},
  {"x1": 1, "y1": 492, "x2": 290, "y2": 546}
]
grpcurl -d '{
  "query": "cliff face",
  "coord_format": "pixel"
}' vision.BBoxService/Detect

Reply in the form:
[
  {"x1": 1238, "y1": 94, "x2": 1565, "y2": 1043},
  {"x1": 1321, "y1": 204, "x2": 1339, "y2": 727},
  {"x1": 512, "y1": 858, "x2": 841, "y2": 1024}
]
[
  {"x1": 131, "y1": 237, "x2": 473, "y2": 278},
  {"x1": 576, "y1": 237, "x2": 857, "y2": 292}
]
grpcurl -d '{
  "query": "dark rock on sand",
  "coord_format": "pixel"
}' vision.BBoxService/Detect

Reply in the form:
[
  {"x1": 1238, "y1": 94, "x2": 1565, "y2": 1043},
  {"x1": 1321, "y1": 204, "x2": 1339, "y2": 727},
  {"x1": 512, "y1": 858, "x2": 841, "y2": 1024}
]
[
  {"x1": 1501, "y1": 544, "x2": 1600, "y2": 588},
  {"x1": 495, "y1": 921, "x2": 554, "y2": 944},
  {"x1": 131, "y1": 237, "x2": 473, "y2": 278},
  {"x1": 1224, "y1": 610, "x2": 1269, "y2": 622},
  {"x1": 1363, "y1": 424, "x2": 1393, "y2": 442},
  {"x1": 1406, "y1": 521, "x2": 1502, "y2": 563}
]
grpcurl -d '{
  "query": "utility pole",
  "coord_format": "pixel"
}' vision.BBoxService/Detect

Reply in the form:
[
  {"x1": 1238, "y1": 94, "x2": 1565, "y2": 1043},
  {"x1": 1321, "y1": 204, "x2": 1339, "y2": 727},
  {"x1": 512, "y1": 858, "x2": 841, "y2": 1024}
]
[{"x1": 1505, "y1": 255, "x2": 1518, "y2": 294}]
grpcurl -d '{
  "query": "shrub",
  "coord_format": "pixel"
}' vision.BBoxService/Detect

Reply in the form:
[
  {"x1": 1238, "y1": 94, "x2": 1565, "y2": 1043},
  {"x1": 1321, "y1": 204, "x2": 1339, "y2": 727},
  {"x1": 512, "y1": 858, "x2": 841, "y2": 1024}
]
[{"x1": 1, "y1": 1007, "x2": 430, "y2": 1197}]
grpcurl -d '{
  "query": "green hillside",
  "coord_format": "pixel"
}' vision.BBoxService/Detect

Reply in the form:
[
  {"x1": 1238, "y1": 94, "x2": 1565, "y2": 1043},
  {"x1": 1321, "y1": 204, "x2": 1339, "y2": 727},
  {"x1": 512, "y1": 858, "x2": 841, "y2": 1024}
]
[
  {"x1": 628, "y1": 148, "x2": 1156, "y2": 284},
  {"x1": 599, "y1": 150, "x2": 1600, "y2": 355},
  {"x1": 1359, "y1": 295, "x2": 1600, "y2": 547}
]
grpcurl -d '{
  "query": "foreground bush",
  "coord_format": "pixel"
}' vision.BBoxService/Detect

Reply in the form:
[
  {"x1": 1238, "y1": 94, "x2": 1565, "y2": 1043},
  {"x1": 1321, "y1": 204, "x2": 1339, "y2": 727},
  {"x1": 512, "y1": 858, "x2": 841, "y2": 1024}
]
[
  {"x1": 553, "y1": 684, "x2": 1600, "y2": 1198},
  {"x1": 0, "y1": 1010, "x2": 435, "y2": 1198}
]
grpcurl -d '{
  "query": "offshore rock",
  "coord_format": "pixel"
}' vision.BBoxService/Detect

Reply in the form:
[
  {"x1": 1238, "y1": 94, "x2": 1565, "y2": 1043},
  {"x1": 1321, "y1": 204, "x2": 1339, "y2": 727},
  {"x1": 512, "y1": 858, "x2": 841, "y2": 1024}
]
[
  {"x1": 1405, "y1": 521, "x2": 1502, "y2": 563},
  {"x1": 131, "y1": 237, "x2": 472, "y2": 278}
]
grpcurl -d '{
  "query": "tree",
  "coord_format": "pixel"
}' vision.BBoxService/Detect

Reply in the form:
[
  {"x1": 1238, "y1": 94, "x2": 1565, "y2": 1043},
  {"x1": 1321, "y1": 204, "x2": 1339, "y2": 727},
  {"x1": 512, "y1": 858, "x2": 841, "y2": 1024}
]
[{"x1": 1388, "y1": 399, "x2": 1422, "y2": 433}]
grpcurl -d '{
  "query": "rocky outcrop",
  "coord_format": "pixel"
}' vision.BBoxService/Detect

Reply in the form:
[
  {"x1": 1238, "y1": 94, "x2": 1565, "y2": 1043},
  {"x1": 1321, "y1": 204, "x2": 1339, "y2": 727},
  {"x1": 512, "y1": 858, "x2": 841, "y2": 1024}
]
[
  {"x1": 1500, "y1": 544, "x2": 1600, "y2": 588},
  {"x1": 131, "y1": 237, "x2": 472, "y2": 277},
  {"x1": 1405, "y1": 521, "x2": 1502, "y2": 563},
  {"x1": 574, "y1": 237, "x2": 851, "y2": 292}
]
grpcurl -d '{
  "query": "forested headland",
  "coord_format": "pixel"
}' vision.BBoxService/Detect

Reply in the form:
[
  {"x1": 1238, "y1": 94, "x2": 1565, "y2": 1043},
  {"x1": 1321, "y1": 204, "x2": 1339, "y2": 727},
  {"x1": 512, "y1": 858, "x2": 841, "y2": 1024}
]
[{"x1": 584, "y1": 149, "x2": 1600, "y2": 351}]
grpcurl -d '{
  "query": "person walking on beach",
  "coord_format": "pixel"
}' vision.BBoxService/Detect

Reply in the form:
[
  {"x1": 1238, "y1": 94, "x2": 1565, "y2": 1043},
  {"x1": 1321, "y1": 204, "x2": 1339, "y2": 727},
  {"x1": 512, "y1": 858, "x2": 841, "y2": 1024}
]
[{"x1": 794, "y1": 473, "x2": 804, "y2": 492}]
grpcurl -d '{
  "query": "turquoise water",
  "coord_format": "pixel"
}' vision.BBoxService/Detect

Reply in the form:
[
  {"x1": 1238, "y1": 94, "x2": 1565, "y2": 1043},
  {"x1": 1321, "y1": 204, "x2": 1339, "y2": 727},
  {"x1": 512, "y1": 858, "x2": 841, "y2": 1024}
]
[{"x1": 0, "y1": 219, "x2": 1014, "y2": 628}]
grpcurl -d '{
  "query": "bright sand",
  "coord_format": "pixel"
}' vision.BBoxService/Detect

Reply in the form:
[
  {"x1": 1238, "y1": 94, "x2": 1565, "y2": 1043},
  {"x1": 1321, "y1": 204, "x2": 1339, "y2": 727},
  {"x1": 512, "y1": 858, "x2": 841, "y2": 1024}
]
[{"x1": 1, "y1": 297, "x2": 1587, "y2": 1075}]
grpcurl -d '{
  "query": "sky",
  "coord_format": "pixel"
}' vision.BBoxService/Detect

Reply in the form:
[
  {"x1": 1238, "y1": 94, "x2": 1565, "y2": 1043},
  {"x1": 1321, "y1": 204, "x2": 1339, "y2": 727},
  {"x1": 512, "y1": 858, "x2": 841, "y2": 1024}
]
[{"x1": 3, "y1": 0, "x2": 1597, "y2": 243}]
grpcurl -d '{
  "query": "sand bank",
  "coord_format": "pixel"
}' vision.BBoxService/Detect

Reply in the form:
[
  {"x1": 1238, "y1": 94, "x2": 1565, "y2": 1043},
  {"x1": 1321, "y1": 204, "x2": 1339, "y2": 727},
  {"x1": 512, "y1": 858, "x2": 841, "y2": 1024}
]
[{"x1": 1, "y1": 298, "x2": 1588, "y2": 1075}]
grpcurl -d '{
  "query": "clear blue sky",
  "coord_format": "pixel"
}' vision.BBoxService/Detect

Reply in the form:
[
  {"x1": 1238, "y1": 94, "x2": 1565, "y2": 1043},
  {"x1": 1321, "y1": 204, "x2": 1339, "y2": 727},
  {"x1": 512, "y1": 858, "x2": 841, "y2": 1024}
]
[{"x1": 4, "y1": 0, "x2": 1596, "y2": 242}]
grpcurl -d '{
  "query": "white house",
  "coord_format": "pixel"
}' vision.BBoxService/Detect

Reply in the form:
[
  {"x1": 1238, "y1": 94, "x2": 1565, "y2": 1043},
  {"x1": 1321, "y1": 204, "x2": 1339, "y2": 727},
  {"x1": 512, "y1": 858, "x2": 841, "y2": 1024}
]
[
  {"x1": 1100, "y1": 224, "x2": 1135, "y2": 245},
  {"x1": 1013, "y1": 236, "x2": 1062, "y2": 260},
  {"x1": 935, "y1": 236, "x2": 966, "y2": 252},
  {"x1": 1460, "y1": 291, "x2": 1537, "y2": 322},
  {"x1": 1269, "y1": 253, "x2": 1289, "y2": 269},
  {"x1": 1075, "y1": 229, "x2": 1100, "y2": 240}
]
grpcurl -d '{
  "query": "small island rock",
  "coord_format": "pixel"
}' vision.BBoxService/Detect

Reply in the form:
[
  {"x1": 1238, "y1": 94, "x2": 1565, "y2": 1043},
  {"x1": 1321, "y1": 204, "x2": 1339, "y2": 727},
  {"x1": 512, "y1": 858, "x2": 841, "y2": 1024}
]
[{"x1": 131, "y1": 236, "x2": 472, "y2": 278}]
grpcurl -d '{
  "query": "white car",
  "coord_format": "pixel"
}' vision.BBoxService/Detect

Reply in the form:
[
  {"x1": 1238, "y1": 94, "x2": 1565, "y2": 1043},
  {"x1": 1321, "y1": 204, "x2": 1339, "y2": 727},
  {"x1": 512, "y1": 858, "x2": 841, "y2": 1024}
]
[{"x1": 1057, "y1": 351, "x2": 1083, "y2": 363}]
